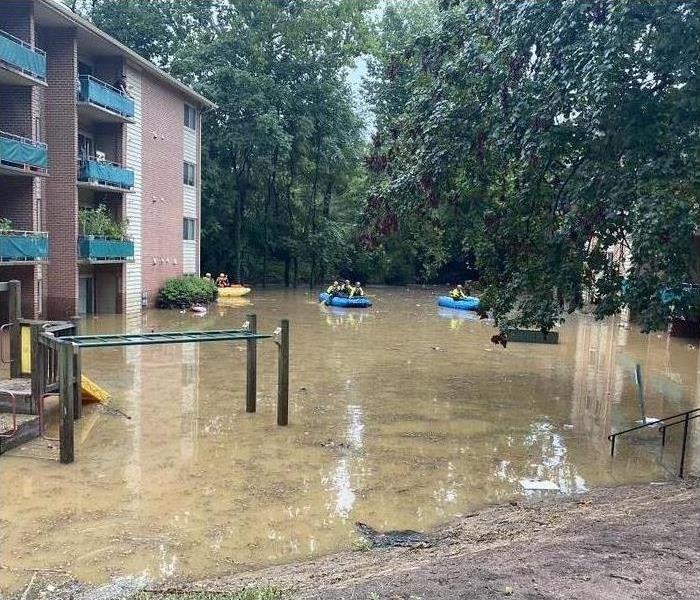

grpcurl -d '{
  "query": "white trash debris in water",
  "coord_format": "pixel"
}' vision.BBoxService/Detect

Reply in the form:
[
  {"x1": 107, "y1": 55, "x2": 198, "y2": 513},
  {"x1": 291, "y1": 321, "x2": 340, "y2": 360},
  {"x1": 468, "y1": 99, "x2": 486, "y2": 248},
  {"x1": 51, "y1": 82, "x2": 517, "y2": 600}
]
[{"x1": 520, "y1": 479, "x2": 560, "y2": 491}]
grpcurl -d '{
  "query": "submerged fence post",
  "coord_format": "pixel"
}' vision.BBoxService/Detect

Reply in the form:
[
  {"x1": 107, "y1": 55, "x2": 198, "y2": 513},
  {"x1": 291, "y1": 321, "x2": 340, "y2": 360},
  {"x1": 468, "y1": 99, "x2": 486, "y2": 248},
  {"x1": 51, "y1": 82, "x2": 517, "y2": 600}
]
[
  {"x1": 246, "y1": 313, "x2": 257, "y2": 413},
  {"x1": 8, "y1": 279, "x2": 21, "y2": 378},
  {"x1": 634, "y1": 363, "x2": 646, "y2": 423},
  {"x1": 30, "y1": 324, "x2": 43, "y2": 413},
  {"x1": 678, "y1": 413, "x2": 690, "y2": 478},
  {"x1": 71, "y1": 316, "x2": 82, "y2": 420},
  {"x1": 59, "y1": 342, "x2": 75, "y2": 464},
  {"x1": 277, "y1": 319, "x2": 289, "y2": 426}
]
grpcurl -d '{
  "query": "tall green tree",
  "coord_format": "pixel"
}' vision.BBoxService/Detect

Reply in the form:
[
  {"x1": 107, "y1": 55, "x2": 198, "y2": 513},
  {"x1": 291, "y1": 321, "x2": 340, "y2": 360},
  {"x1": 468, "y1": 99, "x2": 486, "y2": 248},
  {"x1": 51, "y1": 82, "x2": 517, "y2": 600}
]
[{"x1": 364, "y1": 0, "x2": 700, "y2": 332}]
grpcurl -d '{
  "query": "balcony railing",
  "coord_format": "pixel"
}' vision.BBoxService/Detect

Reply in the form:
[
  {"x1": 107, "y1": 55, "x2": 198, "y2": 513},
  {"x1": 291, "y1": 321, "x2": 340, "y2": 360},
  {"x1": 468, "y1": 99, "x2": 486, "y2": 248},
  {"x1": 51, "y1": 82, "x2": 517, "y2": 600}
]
[
  {"x1": 78, "y1": 75, "x2": 135, "y2": 119},
  {"x1": 78, "y1": 236, "x2": 134, "y2": 262},
  {"x1": 0, "y1": 230, "x2": 48, "y2": 262},
  {"x1": 0, "y1": 131, "x2": 48, "y2": 173},
  {"x1": 77, "y1": 158, "x2": 134, "y2": 190},
  {"x1": 0, "y1": 29, "x2": 46, "y2": 81}
]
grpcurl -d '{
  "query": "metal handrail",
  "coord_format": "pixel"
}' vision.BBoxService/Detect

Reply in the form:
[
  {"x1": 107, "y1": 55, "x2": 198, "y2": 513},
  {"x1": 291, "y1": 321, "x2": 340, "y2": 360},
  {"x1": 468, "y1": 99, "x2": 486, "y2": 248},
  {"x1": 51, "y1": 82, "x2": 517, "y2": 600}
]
[
  {"x1": 609, "y1": 407, "x2": 700, "y2": 478},
  {"x1": 608, "y1": 407, "x2": 700, "y2": 454},
  {"x1": 78, "y1": 74, "x2": 129, "y2": 98},
  {"x1": 0, "y1": 130, "x2": 47, "y2": 149},
  {"x1": 77, "y1": 156, "x2": 128, "y2": 170},
  {"x1": 78, "y1": 234, "x2": 133, "y2": 242},
  {"x1": 660, "y1": 413, "x2": 700, "y2": 445},
  {"x1": 0, "y1": 323, "x2": 11, "y2": 365},
  {"x1": 0, "y1": 230, "x2": 48, "y2": 237},
  {"x1": 0, "y1": 28, "x2": 46, "y2": 56}
]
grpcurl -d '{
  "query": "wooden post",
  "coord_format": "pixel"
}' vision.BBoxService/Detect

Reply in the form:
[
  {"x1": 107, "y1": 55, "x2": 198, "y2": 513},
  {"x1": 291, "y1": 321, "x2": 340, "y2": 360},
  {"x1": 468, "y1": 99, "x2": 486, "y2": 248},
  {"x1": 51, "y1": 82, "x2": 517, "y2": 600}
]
[
  {"x1": 59, "y1": 342, "x2": 75, "y2": 464},
  {"x1": 277, "y1": 319, "x2": 289, "y2": 426},
  {"x1": 30, "y1": 324, "x2": 43, "y2": 414},
  {"x1": 246, "y1": 313, "x2": 257, "y2": 413},
  {"x1": 70, "y1": 316, "x2": 82, "y2": 419},
  {"x1": 634, "y1": 363, "x2": 645, "y2": 423},
  {"x1": 8, "y1": 279, "x2": 21, "y2": 378}
]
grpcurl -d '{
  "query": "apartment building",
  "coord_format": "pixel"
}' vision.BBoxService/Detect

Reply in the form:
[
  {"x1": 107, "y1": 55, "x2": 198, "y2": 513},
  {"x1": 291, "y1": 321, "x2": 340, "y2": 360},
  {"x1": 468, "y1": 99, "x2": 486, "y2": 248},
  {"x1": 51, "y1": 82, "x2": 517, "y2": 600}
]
[{"x1": 0, "y1": 0, "x2": 214, "y2": 319}]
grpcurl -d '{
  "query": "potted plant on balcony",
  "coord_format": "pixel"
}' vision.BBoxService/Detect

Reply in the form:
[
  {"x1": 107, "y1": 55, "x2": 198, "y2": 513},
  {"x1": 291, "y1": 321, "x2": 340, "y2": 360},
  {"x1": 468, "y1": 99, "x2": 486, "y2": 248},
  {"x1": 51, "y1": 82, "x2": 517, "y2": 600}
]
[{"x1": 78, "y1": 204, "x2": 128, "y2": 239}]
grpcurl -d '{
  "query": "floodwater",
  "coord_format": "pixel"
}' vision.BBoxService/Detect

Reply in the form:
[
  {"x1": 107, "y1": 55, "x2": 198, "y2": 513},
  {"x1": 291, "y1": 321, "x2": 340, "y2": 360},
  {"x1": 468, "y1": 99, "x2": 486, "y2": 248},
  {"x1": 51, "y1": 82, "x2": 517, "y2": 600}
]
[{"x1": 1, "y1": 286, "x2": 699, "y2": 594}]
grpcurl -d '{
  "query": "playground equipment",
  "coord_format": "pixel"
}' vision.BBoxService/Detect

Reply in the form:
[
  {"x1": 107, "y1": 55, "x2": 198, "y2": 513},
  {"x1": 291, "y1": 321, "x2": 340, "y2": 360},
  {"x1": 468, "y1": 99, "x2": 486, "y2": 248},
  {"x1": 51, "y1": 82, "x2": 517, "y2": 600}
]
[{"x1": 35, "y1": 313, "x2": 289, "y2": 464}]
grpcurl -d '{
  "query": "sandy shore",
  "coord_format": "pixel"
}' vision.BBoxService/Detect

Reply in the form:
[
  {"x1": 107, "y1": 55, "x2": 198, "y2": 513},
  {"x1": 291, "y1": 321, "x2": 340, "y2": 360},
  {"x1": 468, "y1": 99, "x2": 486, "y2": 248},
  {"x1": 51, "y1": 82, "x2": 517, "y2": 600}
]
[{"x1": 12, "y1": 479, "x2": 700, "y2": 600}]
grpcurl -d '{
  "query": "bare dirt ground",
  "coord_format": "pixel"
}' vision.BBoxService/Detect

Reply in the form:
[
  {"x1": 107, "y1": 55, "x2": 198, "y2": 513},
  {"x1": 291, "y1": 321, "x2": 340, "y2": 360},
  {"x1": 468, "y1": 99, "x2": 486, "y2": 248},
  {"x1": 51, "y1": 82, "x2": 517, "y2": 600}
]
[
  {"x1": 177, "y1": 479, "x2": 700, "y2": 600},
  {"x1": 11, "y1": 479, "x2": 700, "y2": 600}
]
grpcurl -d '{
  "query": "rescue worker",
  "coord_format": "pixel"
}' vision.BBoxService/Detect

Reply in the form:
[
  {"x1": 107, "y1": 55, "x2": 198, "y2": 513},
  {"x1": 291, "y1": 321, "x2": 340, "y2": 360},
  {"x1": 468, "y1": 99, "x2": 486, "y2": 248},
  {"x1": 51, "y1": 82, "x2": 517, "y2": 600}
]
[
  {"x1": 326, "y1": 281, "x2": 340, "y2": 296},
  {"x1": 203, "y1": 272, "x2": 213, "y2": 283},
  {"x1": 216, "y1": 273, "x2": 229, "y2": 288},
  {"x1": 450, "y1": 284, "x2": 467, "y2": 300},
  {"x1": 350, "y1": 281, "x2": 364, "y2": 298},
  {"x1": 342, "y1": 279, "x2": 352, "y2": 296}
]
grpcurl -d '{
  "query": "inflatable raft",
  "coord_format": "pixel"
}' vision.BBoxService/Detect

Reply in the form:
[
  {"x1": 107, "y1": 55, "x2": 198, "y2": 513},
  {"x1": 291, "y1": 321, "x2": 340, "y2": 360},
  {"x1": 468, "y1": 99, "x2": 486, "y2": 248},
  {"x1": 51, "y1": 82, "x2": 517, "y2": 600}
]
[
  {"x1": 319, "y1": 292, "x2": 372, "y2": 308},
  {"x1": 218, "y1": 285, "x2": 251, "y2": 298},
  {"x1": 437, "y1": 295, "x2": 480, "y2": 311}
]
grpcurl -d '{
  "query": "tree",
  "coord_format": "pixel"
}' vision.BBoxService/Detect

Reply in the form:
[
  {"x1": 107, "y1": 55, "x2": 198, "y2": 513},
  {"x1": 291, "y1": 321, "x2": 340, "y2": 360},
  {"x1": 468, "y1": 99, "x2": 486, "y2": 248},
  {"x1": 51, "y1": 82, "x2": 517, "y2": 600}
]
[{"x1": 364, "y1": 0, "x2": 700, "y2": 332}]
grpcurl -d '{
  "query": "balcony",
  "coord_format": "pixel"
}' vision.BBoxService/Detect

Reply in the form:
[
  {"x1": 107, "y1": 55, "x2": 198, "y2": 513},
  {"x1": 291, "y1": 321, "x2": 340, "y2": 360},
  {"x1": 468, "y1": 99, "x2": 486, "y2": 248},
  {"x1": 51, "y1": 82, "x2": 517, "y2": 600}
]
[
  {"x1": 0, "y1": 231, "x2": 48, "y2": 264},
  {"x1": 78, "y1": 236, "x2": 134, "y2": 263},
  {"x1": 77, "y1": 75, "x2": 135, "y2": 123},
  {"x1": 0, "y1": 29, "x2": 46, "y2": 86},
  {"x1": 0, "y1": 131, "x2": 48, "y2": 176},
  {"x1": 77, "y1": 158, "x2": 134, "y2": 192}
]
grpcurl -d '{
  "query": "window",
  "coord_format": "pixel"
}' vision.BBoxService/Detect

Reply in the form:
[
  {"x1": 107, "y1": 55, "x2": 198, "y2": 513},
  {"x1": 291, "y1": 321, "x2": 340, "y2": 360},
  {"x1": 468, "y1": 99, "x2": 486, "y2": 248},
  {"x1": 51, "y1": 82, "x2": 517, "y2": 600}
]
[
  {"x1": 183, "y1": 161, "x2": 195, "y2": 186},
  {"x1": 184, "y1": 104, "x2": 197, "y2": 129},
  {"x1": 183, "y1": 218, "x2": 196, "y2": 241}
]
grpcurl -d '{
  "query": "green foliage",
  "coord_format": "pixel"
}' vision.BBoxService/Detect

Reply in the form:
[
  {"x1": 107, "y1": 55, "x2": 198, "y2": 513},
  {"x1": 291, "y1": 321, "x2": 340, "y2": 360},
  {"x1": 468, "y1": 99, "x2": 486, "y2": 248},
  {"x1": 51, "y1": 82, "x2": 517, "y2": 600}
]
[
  {"x1": 0, "y1": 218, "x2": 13, "y2": 232},
  {"x1": 78, "y1": 0, "x2": 377, "y2": 288},
  {"x1": 78, "y1": 204, "x2": 128, "y2": 240},
  {"x1": 156, "y1": 275, "x2": 217, "y2": 309},
  {"x1": 364, "y1": 0, "x2": 700, "y2": 332}
]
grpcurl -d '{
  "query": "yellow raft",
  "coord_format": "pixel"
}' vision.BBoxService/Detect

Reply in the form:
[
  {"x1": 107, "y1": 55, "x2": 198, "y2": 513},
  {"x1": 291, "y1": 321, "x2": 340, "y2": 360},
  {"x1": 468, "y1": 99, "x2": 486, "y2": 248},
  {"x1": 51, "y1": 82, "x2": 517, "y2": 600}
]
[{"x1": 218, "y1": 285, "x2": 251, "y2": 298}]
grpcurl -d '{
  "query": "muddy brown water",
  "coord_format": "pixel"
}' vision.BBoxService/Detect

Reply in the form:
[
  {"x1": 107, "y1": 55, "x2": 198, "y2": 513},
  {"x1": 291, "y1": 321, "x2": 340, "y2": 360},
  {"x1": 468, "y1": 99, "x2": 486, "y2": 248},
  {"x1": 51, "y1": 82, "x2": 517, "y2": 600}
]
[{"x1": 1, "y1": 287, "x2": 698, "y2": 594}]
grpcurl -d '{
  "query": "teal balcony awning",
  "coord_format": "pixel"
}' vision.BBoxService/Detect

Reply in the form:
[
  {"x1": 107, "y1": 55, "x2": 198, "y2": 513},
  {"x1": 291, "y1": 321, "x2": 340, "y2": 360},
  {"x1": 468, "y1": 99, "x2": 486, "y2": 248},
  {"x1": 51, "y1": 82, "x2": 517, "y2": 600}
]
[
  {"x1": 0, "y1": 232, "x2": 48, "y2": 262},
  {"x1": 0, "y1": 131, "x2": 48, "y2": 170},
  {"x1": 78, "y1": 75, "x2": 135, "y2": 119},
  {"x1": 79, "y1": 237, "x2": 134, "y2": 262},
  {"x1": 78, "y1": 159, "x2": 134, "y2": 190},
  {"x1": 0, "y1": 29, "x2": 46, "y2": 81}
]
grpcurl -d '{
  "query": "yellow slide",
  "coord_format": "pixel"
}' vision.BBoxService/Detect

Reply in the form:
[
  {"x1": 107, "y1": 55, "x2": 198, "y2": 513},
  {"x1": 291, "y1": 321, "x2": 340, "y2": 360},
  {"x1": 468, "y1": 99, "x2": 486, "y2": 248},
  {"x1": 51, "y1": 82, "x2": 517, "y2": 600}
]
[
  {"x1": 81, "y1": 375, "x2": 111, "y2": 404},
  {"x1": 20, "y1": 324, "x2": 112, "y2": 404}
]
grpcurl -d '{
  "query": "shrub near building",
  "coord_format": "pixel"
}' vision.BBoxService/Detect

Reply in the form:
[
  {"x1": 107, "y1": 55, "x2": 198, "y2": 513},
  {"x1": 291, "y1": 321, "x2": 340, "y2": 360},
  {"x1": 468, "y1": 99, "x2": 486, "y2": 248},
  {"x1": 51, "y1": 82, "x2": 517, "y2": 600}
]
[{"x1": 157, "y1": 275, "x2": 217, "y2": 309}]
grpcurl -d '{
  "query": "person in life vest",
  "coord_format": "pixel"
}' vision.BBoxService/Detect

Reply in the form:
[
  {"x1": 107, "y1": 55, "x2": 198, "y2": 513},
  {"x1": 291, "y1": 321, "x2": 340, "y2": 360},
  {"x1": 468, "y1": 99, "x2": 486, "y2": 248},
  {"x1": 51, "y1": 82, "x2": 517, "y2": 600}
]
[
  {"x1": 350, "y1": 281, "x2": 364, "y2": 298},
  {"x1": 215, "y1": 273, "x2": 229, "y2": 288},
  {"x1": 203, "y1": 272, "x2": 213, "y2": 283},
  {"x1": 341, "y1": 279, "x2": 352, "y2": 296},
  {"x1": 450, "y1": 284, "x2": 467, "y2": 300},
  {"x1": 326, "y1": 281, "x2": 340, "y2": 296}
]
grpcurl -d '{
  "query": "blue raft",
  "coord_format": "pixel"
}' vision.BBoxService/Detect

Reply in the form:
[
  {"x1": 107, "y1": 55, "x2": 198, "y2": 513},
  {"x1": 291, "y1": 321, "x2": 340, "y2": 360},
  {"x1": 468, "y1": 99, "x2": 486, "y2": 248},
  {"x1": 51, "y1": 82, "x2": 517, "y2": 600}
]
[
  {"x1": 437, "y1": 295, "x2": 480, "y2": 311},
  {"x1": 319, "y1": 292, "x2": 372, "y2": 308}
]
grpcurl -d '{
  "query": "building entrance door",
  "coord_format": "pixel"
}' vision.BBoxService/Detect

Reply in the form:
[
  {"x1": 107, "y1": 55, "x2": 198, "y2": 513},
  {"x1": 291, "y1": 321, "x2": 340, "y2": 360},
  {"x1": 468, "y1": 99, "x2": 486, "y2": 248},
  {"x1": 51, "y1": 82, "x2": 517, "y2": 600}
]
[{"x1": 79, "y1": 275, "x2": 95, "y2": 315}]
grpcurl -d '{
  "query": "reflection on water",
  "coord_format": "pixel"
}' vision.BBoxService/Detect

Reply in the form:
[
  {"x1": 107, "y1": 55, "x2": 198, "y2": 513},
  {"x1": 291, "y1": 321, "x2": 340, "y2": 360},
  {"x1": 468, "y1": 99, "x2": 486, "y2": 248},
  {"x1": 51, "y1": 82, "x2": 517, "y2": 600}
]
[{"x1": 1, "y1": 286, "x2": 699, "y2": 593}]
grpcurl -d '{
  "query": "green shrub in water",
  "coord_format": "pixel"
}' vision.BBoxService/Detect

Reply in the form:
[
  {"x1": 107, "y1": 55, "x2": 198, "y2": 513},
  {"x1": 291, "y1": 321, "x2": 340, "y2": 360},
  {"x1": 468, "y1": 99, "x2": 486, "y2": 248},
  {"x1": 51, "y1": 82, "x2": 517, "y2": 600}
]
[{"x1": 157, "y1": 275, "x2": 217, "y2": 309}]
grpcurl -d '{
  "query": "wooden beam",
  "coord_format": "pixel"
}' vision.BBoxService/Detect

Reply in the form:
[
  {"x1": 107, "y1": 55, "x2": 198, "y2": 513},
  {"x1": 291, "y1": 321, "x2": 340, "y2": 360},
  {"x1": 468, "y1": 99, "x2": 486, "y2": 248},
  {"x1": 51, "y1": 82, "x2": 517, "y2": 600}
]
[
  {"x1": 71, "y1": 316, "x2": 82, "y2": 419},
  {"x1": 246, "y1": 313, "x2": 257, "y2": 413},
  {"x1": 277, "y1": 319, "x2": 289, "y2": 426},
  {"x1": 59, "y1": 342, "x2": 75, "y2": 464},
  {"x1": 8, "y1": 280, "x2": 21, "y2": 378}
]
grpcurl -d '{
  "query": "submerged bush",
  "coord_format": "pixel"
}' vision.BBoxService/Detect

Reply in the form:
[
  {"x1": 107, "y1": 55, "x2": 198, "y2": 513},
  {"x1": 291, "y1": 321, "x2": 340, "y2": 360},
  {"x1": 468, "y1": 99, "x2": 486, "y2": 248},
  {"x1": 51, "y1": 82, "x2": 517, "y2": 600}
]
[{"x1": 157, "y1": 275, "x2": 217, "y2": 309}]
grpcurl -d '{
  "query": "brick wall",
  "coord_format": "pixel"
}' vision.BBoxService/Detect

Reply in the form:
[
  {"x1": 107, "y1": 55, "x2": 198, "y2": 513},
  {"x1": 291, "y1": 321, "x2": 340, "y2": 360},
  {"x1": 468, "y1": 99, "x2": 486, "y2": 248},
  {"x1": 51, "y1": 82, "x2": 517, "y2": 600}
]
[
  {"x1": 0, "y1": 176, "x2": 33, "y2": 229},
  {"x1": 0, "y1": 86, "x2": 33, "y2": 138},
  {"x1": 0, "y1": 2, "x2": 32, "y2": 43},
  {"x1": 41, "y1": 28, "x2": 78, "y2": 319},
  {"x1": 141, "y1": 73, "x2": 185, "y2": 302}
]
